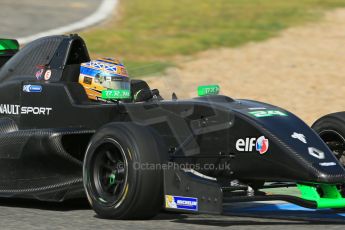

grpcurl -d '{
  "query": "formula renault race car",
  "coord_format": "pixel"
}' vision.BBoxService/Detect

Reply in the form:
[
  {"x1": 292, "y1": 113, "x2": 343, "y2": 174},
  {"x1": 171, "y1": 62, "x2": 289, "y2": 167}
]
[{"x1": 0, "y1": 35, "x2": 345, "y2": 219}]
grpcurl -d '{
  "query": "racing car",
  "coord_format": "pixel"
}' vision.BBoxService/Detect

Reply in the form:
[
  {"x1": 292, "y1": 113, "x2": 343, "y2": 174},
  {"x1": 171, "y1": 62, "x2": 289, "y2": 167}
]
[{"x1": 0, "y1": 34, "x2": 345, "y2": 220}]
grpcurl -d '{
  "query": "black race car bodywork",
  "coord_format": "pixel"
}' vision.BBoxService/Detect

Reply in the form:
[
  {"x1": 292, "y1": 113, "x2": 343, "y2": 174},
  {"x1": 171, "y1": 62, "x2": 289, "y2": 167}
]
[{"x1": 0, "y1": 35, "x2": 344, "y2": 219}]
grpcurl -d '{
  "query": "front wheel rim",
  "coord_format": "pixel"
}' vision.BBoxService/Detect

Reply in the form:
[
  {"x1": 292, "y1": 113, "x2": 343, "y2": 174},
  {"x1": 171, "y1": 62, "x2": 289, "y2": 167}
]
[{"x1": 90, "y1": 138, "x2": 128, "y2": 206}]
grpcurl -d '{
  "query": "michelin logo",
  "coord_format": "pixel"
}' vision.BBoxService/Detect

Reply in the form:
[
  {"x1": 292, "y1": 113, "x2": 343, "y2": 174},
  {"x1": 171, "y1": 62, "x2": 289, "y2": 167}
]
[
  {"x1": 165, "y1": 195, "x2": 198, "y2": 211},
  {"x1": 0, "y1": 104, "x2": 52, "y2": 115},
  {"x1": 23, "y1": 85, "x2": 42, "y2": 93}
]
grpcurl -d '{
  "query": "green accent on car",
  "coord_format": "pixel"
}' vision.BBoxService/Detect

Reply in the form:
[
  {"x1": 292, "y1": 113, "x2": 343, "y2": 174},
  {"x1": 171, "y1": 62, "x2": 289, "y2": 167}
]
[
  {"x1": 109, "y1": 173, "x2": 116, "y2": 185},
  {"x1": 249, "y1": 110, "x2": 288, "y2": 118},
  {"x1": 101, "y1": 89, "x2": 131, "y2": 100},
  {"x1": 133, "y1": 89, "x2": 142, "y2": 101},
  {"x1": 297, "y1": 184, "x2": 345, "y2": 209},
  {"x1": 0, "y1": 39, "x2": 19, "y2": 55},
  {"x1": 197, "y1": 85, "x2": 220, "y2": 96}
]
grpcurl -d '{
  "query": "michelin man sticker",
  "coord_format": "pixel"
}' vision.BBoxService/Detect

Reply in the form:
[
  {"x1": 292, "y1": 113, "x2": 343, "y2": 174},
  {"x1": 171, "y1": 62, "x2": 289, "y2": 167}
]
[{"x1": 165, "y1": 195, "x2": 198, "y2": 211}]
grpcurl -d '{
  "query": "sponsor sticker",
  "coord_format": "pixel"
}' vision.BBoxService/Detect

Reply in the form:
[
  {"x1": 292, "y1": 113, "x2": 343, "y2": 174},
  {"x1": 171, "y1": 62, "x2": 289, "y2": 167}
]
[
  {"x1": 0, "y1": 104, "x2": 52, "y2": 115},
  {"x1": 197, "y1": 85, "x2": 220, "y2": 96},
  {"x1": 319, "y1": 162, "x2": 337, "y2": 167},
  {"x1": 256, "y1": 136, "x2": 269, "y2": 154},
  {"x1": 35, "y1": 68, "x2": 44, "y2": 80},
  {"x1": 291, "y1": 132, "x2": 307, "y2": 144},
  {"x1": 23, "y1": 85, "x2": 42, "y2": 93},
  {"x1": 101, "y1": 89, "x2": 131, "y2": 100},
  {"x1": 308, "y1": 147, "x2": 325, "y2": 160},
  {"x1": 249, "y1": 110, "x2": 288, "y2": 118},
  {"x1": 236, "y1": 136, "x2": 269, "y2": 154},
  {"x1": 44, "y1": 70, "x2": 52, "y2": 80},
  {"x1": 165, "y1": 195, "x2": 198, "y2": 211}
]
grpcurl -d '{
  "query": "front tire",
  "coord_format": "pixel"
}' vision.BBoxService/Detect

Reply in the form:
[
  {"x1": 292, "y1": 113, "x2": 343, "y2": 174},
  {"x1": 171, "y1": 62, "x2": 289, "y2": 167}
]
[
  {"x1": 312, "y1": 112, "x2": 345, "y2": 198},
  {"x1": 83, "y1": 122, "x2": 166, "y2": 219},
  {"x1": 312, "y1": 112, "x2": 345, "y2": 166}
]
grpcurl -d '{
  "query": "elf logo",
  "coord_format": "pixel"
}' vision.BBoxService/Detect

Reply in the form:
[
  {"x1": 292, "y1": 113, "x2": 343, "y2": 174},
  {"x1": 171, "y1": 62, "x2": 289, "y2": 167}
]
[{"x1": 236, "y1": 136, "x2": 269, "y2": 154}]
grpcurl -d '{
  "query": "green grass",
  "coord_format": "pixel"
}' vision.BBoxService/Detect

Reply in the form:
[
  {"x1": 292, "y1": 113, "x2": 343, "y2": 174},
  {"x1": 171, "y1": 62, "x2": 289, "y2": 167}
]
[
  {"x1": 82, "y1": 0, "x2": 345, "y2": 76},
  {"x1": 124, "y1": 61, "x2": 173, "y2": 77}
]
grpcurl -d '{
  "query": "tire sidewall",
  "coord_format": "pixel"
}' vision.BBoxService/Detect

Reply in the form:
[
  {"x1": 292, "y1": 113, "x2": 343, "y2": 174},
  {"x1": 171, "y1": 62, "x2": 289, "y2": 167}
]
[
  {"x1": 83, "y1": 123, "x2": 164, "y2": 219},
  {"x1": 312, "y1": 113, "x2": 345, "y2": 167},
  {"x1": 312, "y1": 113, "x2": 345, "y2": 137}
]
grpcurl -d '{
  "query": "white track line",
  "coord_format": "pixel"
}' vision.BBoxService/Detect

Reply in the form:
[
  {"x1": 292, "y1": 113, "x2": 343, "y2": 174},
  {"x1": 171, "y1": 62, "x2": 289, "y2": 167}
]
[{"x1": 17, "y1": 0, "x2": 118, "y2": 44}]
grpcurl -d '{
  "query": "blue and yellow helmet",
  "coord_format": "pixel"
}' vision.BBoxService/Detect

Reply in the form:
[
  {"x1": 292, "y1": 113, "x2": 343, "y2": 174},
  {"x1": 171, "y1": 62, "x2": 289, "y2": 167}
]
[{"x1": 79, "y1": 58, "x2": 130, "y2": 101}]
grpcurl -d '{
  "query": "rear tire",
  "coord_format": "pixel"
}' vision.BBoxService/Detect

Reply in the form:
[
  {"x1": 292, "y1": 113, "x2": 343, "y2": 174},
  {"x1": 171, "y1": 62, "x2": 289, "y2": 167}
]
[{"x1": 83, "y1": 122, "x2": 166, "y2": 219}]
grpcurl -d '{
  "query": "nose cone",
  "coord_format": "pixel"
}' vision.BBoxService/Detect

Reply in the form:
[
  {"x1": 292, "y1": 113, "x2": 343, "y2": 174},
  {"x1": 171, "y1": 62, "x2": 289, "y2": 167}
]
[
  {"x1": 311, "y1": 163, "x2": 345, "y2": 183},
  {"x1": 244, "y1": 109, "x2": 345, "y2": 184}
]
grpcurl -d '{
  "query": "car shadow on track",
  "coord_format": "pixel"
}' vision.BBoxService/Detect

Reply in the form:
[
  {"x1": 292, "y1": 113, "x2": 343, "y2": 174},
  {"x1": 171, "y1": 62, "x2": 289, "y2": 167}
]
[
  {"x1": 0, "y1": 198, "x2": 192, "y2": 221},
  {"x1": 93, "y1": 211, "x2": 190, "y2": 221},
  {"x1": 1, "y1": 198, "x2": 344, "y2": 226},
  {"x1": 170, "y1": 218, "x2": 343, "y2": 226},
  {"x1": 0, "y1": 198, "x2": 193, "y2": 221},
  {"x1": 0, "y1": 197, "x2": 91, "y2": 211}
]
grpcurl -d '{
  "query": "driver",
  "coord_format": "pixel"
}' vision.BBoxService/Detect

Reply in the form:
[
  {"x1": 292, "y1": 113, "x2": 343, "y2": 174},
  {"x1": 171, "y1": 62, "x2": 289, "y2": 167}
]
[{"x1": 79, "y1": 58, "x2": 130, "y2": 102}]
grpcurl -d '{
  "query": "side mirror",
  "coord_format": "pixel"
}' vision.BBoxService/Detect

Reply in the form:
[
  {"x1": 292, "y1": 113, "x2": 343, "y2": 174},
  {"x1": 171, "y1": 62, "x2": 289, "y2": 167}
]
[
  {"x1": 134, "y1": 89, "x2": 162, "y2": 102},
  {"x1": 134, "y1": 89, "x2": 153, "y2": 102}
]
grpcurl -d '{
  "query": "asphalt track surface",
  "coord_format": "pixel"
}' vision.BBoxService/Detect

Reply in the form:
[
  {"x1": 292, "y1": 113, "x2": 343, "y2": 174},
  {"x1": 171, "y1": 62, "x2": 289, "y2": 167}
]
[
  {"x1": 0, "y1": 0, "x2": 99, "y2": 38},
  {"x1": 0, "y1": 198, "x2": 344, "y2": 230},
  {"x1": 1, "y1": 1, "x2": 345, "y2": 229}
]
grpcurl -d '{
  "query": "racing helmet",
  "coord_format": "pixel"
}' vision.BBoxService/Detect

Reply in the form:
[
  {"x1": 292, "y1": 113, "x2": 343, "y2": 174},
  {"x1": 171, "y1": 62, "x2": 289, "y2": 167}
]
[{"x1": 79, "y1": 58, "x2": 130, "y2": 101}]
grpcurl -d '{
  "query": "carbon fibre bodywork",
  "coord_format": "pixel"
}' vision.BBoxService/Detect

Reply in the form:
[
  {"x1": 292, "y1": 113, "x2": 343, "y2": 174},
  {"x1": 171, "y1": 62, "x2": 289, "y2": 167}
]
[{"x1": 0, "y1": 35, "x2": 344, "y2": 204}]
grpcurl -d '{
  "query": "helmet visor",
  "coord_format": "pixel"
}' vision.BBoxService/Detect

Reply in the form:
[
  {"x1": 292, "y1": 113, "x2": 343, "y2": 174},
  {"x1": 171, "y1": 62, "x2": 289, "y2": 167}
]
[{"x1": 94, "y1": 74, "x2": 130, "y2": 91}]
